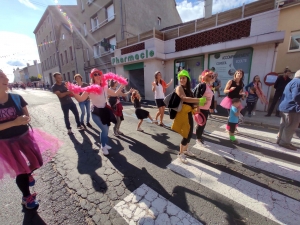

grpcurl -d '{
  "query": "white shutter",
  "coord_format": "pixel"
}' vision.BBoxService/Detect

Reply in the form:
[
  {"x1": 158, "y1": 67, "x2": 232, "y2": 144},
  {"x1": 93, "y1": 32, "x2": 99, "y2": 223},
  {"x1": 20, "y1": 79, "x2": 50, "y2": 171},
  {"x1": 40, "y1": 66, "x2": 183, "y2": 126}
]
[
  {"x1": 84, "y1": 23, "x2": 87, "y2": 36},
  {"x1": 109, "y1": 37, "x2": 116, "y2": 53},
  {"x1": 107, "y1": 4, "x2": 115, "y2": 21},
  {"x1": 93, "y1": 45, "x2": 98, "y2": 57}
]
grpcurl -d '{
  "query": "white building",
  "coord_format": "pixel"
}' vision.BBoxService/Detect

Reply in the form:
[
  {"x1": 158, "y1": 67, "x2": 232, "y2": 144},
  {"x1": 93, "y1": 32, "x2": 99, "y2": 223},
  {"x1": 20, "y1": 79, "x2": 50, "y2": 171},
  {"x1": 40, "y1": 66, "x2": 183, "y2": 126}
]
[{"x1": 13, "y1": 68, "x2": 21, "y2": 83}]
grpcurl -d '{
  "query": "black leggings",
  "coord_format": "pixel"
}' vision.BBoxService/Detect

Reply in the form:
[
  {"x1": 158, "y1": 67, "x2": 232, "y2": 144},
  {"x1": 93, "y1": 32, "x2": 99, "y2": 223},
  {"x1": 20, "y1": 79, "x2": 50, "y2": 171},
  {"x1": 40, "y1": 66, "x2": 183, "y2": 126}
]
[
  {"x1": 181, "y1": 112, "x2": 193, "y2": 146},
  {"x1": 196, "y1": 109, "x2": 209, "y2": 139},
  {"x1": 16, "y1": 174, "x2": 30, "y2": 197}
]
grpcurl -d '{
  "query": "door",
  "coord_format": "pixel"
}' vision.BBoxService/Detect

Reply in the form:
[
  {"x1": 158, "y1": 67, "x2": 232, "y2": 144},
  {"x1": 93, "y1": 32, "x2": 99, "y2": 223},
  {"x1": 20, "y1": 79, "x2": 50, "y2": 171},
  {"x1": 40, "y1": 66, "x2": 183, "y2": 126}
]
[{"x1": 129, "y1": 69, "x2": 145, "y2": 98}]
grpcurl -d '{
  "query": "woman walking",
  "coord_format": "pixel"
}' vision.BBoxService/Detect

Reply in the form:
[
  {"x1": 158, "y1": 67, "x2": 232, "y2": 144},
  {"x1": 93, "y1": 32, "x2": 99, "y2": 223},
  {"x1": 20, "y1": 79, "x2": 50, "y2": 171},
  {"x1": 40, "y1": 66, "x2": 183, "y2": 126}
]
[
  {"x1": 70, "y1": 69, "x2": 130, "y2": 156},
  {"x1": 0, "y1": 70, "x2": 60, "y2": 209},
  {"x1": 193, "y1": 70, "x2": 214, "y2": 145},
  {"x1": 74, "y1": 74, "x2": 92, "y2": 128},
  {"x1": 152, "y1": 71, "x2": 173, "y2": 126},
  {"x1": 245, "y1": 75, "x2": 268, "y2": 116},
  {"x1": 171, "y1": 70, "x2": 204, "y2": 164}
]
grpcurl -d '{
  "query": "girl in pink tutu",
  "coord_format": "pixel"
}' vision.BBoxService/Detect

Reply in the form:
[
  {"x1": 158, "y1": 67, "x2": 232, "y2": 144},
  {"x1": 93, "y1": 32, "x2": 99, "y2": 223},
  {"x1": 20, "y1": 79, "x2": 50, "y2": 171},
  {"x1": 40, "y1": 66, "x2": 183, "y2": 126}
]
[
  {"x1": 220, "y1": 69, "x2": 246, "y2": 111},
  {"x1": 0, "y1": 70, "x2": 61, "y2": 209}
]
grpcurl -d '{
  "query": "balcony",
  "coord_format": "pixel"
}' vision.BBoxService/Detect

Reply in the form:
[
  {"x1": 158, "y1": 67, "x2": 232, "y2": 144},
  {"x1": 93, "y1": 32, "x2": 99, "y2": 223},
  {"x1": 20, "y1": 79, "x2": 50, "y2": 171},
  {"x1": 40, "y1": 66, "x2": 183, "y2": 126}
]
[{"x1": 90, "y1": 15, "x2": 115, "y2": 33}]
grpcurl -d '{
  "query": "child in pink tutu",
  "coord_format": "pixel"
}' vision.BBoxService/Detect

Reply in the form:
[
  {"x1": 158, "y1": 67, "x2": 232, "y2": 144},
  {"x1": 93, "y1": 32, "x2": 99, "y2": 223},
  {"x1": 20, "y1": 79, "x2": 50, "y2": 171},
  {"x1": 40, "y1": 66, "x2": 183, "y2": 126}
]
[{"x1": 0, "y1": 70, "x2": 61, "y2": 210}]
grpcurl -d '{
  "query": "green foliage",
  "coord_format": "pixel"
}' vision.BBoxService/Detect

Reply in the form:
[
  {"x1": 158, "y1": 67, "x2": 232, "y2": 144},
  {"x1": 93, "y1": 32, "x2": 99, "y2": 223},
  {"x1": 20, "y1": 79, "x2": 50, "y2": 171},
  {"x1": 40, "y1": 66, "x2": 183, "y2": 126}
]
[{"x1": 29, "y1": 76, "x2": 40, "y2": 82}]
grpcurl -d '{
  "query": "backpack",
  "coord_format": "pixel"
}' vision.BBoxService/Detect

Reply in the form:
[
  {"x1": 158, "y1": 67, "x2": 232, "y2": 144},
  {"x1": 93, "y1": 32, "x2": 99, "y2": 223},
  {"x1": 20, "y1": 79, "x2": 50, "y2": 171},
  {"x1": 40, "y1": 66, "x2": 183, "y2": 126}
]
[{"x1": 9, "y1": 93, "x2": 22, "y2": 112}]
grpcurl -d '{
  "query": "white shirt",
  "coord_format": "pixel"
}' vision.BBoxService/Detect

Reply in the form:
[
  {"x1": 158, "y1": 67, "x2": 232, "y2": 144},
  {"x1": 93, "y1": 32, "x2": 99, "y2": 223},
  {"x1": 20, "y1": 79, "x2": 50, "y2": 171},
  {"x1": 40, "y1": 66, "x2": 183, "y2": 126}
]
[
  {"x1": 154, "y1": 83, "x2": 165, "y2": 99},
  {"x1": 89, "y1": 86, "x2": 108, "y2": 108}
]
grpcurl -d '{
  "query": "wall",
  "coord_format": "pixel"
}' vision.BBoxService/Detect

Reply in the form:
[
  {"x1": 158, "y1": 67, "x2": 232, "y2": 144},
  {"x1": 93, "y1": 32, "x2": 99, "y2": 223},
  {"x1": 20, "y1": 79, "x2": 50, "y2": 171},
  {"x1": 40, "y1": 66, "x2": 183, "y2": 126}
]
[{"x1": 275, "y1": 4, "x2": 300, "y2": 73}]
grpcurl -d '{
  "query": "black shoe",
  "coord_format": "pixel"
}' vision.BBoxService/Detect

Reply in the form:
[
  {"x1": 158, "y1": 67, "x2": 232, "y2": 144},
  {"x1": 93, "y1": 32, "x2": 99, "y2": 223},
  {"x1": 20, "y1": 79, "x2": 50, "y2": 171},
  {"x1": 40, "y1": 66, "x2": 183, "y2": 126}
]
[
  {"x1": 86, "y1": 122, "x2": 92, "y2": 128},
  {"x1": 265, "y1": 114, "x2": 271, "y2": 117}
]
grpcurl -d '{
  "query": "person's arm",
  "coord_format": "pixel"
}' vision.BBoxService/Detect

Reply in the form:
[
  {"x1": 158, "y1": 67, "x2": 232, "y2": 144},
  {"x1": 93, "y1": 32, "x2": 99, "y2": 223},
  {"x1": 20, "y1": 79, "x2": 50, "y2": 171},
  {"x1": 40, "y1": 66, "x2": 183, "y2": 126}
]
[
  {"x1": 216, "y1": 80, "x2": 221, "y2": 89},
  {"x1": 166, "y1": 79, "x2": 173, "y2": 88},
  {"x1": 175, "y1": 86, "x2": 200, "y2": 103},
  {"x1": 54, "y1": 90, "x2": 71, "y2": 98},
  {"x1": 120, "y1": 89, "x2": 133, "y2": 97},
  {"x1": 0, "y1": 116, "x2": 30, "y2": 131},
  {"x1": 73, "y1": 92, "x2": 89, "y2": 102},
  {"x1": 292, "y1": 83, "x2": 300, "y2": 103},
  {"x1": 152, "y1": 82, "x2": 156, "y2": 92},
  {"x1": 245, "y1": 82, "x2": 252, "y2": 92},
  {"x1": 224, "y1": 80, "x2": 234, "y2": 94},
  {"x1": 234, "y1": 107, "x2": 240, "y2": 117},
  {"x1": 274, "y1": 76, "x2": 280, "y2": 89},
  {"x1": 107, "y1": 85, "x2": 125, "y2": 97}
]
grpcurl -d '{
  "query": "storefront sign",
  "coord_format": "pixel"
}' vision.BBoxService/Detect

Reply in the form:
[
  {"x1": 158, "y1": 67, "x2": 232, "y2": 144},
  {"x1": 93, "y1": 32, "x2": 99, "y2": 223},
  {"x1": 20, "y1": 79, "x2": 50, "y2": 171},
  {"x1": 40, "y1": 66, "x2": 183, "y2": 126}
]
[
  {"x1": 111, "y1": 49, "x2": 155, "y2": 65},
  {"x1": 208, "y1": 48, "x2": 253, "y2": 92}
]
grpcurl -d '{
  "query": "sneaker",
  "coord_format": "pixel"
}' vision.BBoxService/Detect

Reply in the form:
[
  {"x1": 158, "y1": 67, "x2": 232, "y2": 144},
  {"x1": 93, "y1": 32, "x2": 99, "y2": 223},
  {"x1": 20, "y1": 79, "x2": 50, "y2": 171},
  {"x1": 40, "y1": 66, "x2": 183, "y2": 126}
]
[
  {"x1": 196, "y1": 139, "x2": 205, "y2": 145},
  {"x1": 67, "y1": 129, "x2": 73, "y2": 135},
  {"x1": 137, "y1": 127, "x2": 144, "y2": 132},
  {"x1": 117, "y1": 130, "x2": 124, "y2": 135},
  {"x1": 252, "y1": 111, "x2": 256, "y2": 116},
  {"x1": 214, "y1": 109, "x2": 218, "y2": 113},
  {"x1": 101, "y1": 146, "x2": 109, "y2": 155},
  {"x1": 105, "y1": 144, "x2": 112, "y2": 150},
  {"x1": 28, "y1": 175, "x2": 35, "y2": 187},
  {"x1": 184, "y1": 150, "x2": 195, "y2": 157},
  {"x1": 152, "y1": 120, "x2": 158, "y2": 124},
  {"x1": 22, "y1": 193, "x2": 39, "y2": 209},
  {"x1": 86, "y1": 122, "x2": 92, "y2": 128},
  {"x1": 231, "y1": 139, "x2": 240, "y2": 144},
  {"x1": 178, "y1": 153, "x2": 188, "y2": 163},
  {"x1": 279, "y1": 143, "x2": 297, "y2": 151}
]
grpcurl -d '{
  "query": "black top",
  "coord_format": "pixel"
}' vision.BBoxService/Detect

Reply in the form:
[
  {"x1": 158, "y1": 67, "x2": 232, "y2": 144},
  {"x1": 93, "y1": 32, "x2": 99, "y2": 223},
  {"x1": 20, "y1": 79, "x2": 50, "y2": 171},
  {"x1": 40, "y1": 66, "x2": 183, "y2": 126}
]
[
  {"x1": 182, "y1": 85, "x2": 194, "y2": 107},
  {"x1": 0, "y1": 94, "x2": 29, "y2": 139},
  {"x1": 228, "y1": 80, "x2": 244, "y2": 99},
  {"x1": 52, "y1": 82, "x2": 73, "y2": 105},
  {"x1": 274, "y1": 75, "x2": 292, "y2": 94},
  {"x1": 134, "y1": 98, "x2": 141, "y2": 108}
]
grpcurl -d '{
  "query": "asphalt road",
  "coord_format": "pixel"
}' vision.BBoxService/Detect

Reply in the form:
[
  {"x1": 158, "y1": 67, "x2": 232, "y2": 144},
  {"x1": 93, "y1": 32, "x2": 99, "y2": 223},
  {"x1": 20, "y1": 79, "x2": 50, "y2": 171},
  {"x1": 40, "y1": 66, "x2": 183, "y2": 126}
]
[{"x1": 0, "y1": 88, "x2": 299, "y2": 225}]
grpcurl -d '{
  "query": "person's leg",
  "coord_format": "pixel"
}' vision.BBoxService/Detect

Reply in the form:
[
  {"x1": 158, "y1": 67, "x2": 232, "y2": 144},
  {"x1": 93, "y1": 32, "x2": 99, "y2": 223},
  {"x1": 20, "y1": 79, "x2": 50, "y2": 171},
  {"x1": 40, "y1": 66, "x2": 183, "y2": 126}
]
[
  {"x1": 85, "y1": 100, "x2": 91, "y2": 124},
  {"x1": 114, "y1": 116, "x2": 121, "y2": 134},
  {"x1": 159, "y1": 106, "x2": 165, "y2": 124},
  {"x1": 196, "y1": 110, "x2": 209, "y2": 140},
  {"x1": 69, "y1": 102, "x2": 81, "y2": 127},
  {"x1": 61, "y1": 104, "x2": 71, "y2": 130},
  {"x1": 279, "y1": 112, "x2": 300, "y2": 146},
  {"x1": 137, "y1": 119, "x2": 143, "y2": 130},
  {"x1": 79, "y1": 102, "x2": 85, "y2": 124},
  {"x1": 267, "y1": 91, "x2": 281, "y2": 115},
  {"x1": 91, "y1": 113, "x2": 109, "y2": 148},
  {"x1": 16, "y1": 174, "x2": 30, "y2": 197},
  {"x1": 277, "y1": 112, "x2": 285, "y2": 144},
  {"x1": 155, "y1": 110, "x2": 160, "y2": 121}
]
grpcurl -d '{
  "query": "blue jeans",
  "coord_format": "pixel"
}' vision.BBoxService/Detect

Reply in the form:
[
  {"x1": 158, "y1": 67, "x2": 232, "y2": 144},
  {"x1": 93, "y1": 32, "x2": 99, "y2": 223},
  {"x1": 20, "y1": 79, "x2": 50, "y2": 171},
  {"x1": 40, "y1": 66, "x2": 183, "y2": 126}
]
[
  {"x1": 92, "y1": 113, "x2": 109, "y2": 147},
  {"x1": 79, "y1": 100, "x2": 90, "y2": 124},
  {"x1": 61, "y1": 102, "x2": 81, "y2": 129}
]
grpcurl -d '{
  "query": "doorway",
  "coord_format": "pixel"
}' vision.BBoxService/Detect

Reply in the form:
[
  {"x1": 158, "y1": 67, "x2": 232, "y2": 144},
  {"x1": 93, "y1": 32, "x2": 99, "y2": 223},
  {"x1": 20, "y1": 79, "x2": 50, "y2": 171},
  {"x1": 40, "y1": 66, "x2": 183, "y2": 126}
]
[{"x1": 129, "y1": 69, "x2": 145, "y2": 98}]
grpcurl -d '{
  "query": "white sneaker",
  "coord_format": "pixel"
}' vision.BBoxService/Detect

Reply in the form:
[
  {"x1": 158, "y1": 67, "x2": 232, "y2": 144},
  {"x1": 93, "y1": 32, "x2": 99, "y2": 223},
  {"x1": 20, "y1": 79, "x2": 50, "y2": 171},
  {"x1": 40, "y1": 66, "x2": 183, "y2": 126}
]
[
  {"x1": 178, "y1": 153, "x2": 188, "y2": 163},
  {"x1": 101, "y1": 146, "x2": 109, "y2": 155},
  {"x1": 214, "y1": 109, "x2": 218, "y2": 113},
  {"x1": 184, "y1": 150, "x2": 195, "y2": 157},
  {"x1": 252, "y1": 111, "x2": 256, "y2": 116},
  {"x1": 137, "y1": 127, "x2": 144, "y2": 132},
  {"x1": 152, "y1": 120, "x2": 158, "y2": 124},
  {"x1": 105, "y1": 144, "x2": 112, "y2": 150}
]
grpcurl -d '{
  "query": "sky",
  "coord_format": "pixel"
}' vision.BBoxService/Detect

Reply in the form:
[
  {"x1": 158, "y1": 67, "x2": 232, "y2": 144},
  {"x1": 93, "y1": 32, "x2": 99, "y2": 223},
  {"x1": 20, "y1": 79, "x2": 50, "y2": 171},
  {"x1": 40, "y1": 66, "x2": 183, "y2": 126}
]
[{"x1": 0, "y1": 0, "x2": 256, "y2": 82}]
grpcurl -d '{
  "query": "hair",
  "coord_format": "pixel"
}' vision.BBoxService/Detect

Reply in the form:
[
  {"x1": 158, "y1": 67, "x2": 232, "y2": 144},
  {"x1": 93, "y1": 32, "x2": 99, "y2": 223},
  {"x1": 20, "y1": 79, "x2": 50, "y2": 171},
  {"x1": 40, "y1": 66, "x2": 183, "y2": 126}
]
[
  {"x1": 181, "y1": 77, "x2": 193, "y2": 97},
  {"x1": 131, "y1": 90, "x2": 141, "y2": 103},
  {"x1": 231, "y1": 98, "x2": 241, "y2": 104},
  {"x1": 233, "y1": 69, "x2": 244, "y2": 86},
  {"x1": 177, "y1": 66, "x2": 182, "y2": 72},
  {"x1": 199, "y1": 69, "x2": 213, "y2": 83},
  {"x1": 154, "y1": 71, "x2": 162, "y2": 86},
  {"x1": 294, "y1": 70, "x2": 300, "y2": 78},
  {"x1": 109, "y1": 80, "x2": 117, "y2": 88},
  {"x1": 250, "y1": 86, "x2": 256, "y2": 92},
  {"x1": 252, "y1": 75, "x2": 261, "y2": 84},
  {"x1": 284, "y1": 68, "x2": 292, "y2": 73},
  {"x1": 91, "y1": 70, "x2": 103, "y2": 84},
  {"x1": 74, "y1": 74, "x2": 82, "y2": 81},
  {"x1": 53, "y1": 72, "x2": 61, "y2": 78}
]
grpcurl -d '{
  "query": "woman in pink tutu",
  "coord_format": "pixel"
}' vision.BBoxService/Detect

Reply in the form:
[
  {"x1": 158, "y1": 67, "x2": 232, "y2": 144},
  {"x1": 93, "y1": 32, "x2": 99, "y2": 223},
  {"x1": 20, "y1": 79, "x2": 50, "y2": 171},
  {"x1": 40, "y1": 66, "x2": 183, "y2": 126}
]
[
  {"x1": 220, "y1": 69, "x2": 246, "y2": 111},
  {"x1": 0, "y1": 70, "x2": 60, "y2": 210}
]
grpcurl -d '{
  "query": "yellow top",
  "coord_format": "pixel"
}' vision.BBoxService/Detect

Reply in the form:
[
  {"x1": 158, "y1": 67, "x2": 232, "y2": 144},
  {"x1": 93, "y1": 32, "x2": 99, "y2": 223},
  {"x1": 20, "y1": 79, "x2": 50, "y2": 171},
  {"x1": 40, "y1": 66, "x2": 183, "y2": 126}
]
[{"x1": 171, "y1": 104, "x2": 195, "y2": 138}]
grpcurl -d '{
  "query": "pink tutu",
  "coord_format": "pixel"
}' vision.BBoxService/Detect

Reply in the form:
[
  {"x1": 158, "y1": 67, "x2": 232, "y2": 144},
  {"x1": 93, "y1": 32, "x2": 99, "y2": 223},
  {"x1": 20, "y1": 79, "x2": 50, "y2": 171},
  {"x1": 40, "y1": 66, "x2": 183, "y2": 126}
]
[
  {"x1": 0, "y1": 128, "x2": 61, "y2": 180},
  {"x1": 220, "y1": 97, "x2": 243, "y2": 110}
]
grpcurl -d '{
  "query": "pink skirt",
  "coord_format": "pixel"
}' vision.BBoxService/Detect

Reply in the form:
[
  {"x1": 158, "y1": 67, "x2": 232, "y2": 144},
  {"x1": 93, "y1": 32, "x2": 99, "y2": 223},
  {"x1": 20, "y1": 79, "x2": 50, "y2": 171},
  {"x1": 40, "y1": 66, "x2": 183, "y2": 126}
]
[
  {"x1": 220, "y1": 96, "x2": 243, "y2": 110},
  {"x1": 0, "y1": 128, "x2": 61, "y2": 180}
]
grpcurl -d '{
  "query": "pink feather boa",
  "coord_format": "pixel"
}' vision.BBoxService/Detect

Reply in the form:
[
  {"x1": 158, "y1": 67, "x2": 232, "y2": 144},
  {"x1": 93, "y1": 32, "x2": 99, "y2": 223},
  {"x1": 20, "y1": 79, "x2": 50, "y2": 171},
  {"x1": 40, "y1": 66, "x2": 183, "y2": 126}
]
[{"x1": 66, "y1": 72, "x2": 128, "y2": 95}]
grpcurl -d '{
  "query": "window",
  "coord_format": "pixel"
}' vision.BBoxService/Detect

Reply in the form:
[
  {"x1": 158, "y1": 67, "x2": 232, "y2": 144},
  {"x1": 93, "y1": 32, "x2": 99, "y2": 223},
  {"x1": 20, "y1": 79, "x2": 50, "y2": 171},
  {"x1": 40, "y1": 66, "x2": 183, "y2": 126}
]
[
  {"x1": 41, "y1": 43, "x2": 43, "y2": 52},
  {"x1": 80, "y1": 0, "x2": 84, "y2": 10},
  {"x1": 83, "y1": 23, "x2": 87, "y2": 36},
  {"x1": 47, "y1": 58, "x2": 49, "y2": 69},
  {"x1": 87, "y1": 0, "x2": 94, "y2": 4},
  {"x1": 65, "y1": 50, "x2": 68, "y2": 63},
  {"x1": 43, "y1": 39, "x2": 46, "y2": 50},
  {"x1": 69, "y1": 46, "x2": 73, "y2": 61},
  {"x1": 63, "y1": 74, "x2": 66, "y2": 80},
  {"x1": 53, "y1": 54, "x2": 56, "y2": 66},
  {"x1": 72, "y1": 71, "x2": 75, "y2": 79},
  {"x1": 93, "y1": 44, "x2": 100, "y2": 57},
  {"x1": 50, "y1": 32, "x2": 52, "y2": 41},
  {"x1": 157, "y1": 17, "x2": 161, "y2": 26},
  {"x1": 44, "y1": 60, "x2": 47, "y2": 70},
  {"x1": 41, "y1": 62, "x2": 44, "y2": 71},
  {"x1": 107, "y1": 4, "x2": 115, "y2": 22},
  {"x1": 289, "y1": 31, "x2": 300, "y2": 52},
  {"x1": 67, "y1": 72, "x2": 71, "y2": 81},
  {"x1": 91, "y1": 15, "x2": 99, "y2": 31},
  {"x1": 86, "y1": 48, "x2": 90, "y2": 61},
  {"x1": 46, "y1": 36, "x2": 48, "y2": 48},
  {"x1": 50, "y1": 56, "x2": 52, "y2": 68},
  {"x1": 109, "y1": 36, "x2": 116, "y2": 53},
  {"x1": 62, "y1": 33, "x2": 65, "y2": 40},
  {"x1": 60, "y1": 53, "x2": 64, "y2": 65}
]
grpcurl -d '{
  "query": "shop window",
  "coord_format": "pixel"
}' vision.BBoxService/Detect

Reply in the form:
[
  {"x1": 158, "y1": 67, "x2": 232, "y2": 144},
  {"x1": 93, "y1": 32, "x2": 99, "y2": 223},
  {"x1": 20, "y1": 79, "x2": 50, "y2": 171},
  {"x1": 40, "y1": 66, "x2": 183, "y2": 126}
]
[
  {"x1": 107, "y1": 4, "x2": 115, "y2": 22},
  {"x1": 289, "y1": 31, "x2": 300, "y2": 52},
  {"x1": 175, "y1": 55, "x2": 204, "y2": 89},
  {"x1": 91, "y1": 15, "x2": 99, "y2": 31}
]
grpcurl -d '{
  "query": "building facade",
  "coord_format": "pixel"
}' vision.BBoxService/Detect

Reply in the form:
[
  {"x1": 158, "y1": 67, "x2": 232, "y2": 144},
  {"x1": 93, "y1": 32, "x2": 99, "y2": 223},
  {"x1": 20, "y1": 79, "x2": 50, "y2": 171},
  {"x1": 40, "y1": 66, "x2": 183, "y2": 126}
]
[
  {"x1": 33, "y1": 6, "x2": 84, "y2": 85},
  {"x1": 76, "y1": 0, "x2": 182, "y2": 78},
  {"x1": 113, "y1": 0, "x2": 284, "y2": 112}
]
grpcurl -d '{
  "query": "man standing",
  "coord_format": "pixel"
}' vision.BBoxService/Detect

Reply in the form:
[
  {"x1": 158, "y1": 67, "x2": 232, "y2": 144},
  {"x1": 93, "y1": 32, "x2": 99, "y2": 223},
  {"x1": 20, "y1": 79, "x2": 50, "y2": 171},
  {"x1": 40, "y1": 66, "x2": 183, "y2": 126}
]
[
  {"x1": 265, "y1": 69, "x2": 292, "y2": 117},
  {"x1": 277, "y1": 70, "x2": 300, "y2": 151},
  {"x1": 52, "y1": 72, "x2": 83, "y2": 134}
]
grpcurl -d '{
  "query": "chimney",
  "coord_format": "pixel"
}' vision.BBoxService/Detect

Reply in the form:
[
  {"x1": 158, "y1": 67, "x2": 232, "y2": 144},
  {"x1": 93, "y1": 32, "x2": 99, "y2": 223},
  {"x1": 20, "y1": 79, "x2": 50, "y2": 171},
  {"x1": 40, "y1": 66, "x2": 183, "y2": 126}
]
[
  {"x1": 204, "y1": 0, "x2": 213, "y2": 18},
  {"x1": 34, "y1": 60, "x2": 37, "y2": 65}
]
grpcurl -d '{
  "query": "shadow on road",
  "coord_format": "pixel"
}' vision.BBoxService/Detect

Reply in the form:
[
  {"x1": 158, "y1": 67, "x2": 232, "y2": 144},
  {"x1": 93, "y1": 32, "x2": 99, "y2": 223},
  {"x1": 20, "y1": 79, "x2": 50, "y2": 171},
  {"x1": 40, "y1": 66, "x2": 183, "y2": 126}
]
[{"x1": 22, "y1": 206, "x2": 47, "y2": 225}]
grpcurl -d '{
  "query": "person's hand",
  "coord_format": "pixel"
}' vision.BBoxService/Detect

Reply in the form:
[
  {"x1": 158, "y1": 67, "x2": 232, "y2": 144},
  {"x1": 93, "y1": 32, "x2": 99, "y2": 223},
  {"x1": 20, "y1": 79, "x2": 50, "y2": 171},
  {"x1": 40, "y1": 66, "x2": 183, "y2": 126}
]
[
  {"x1": 209, "y1": 109, "x2": 214, "y2": 113},
  {"x1": 230, "y1": 87, "x2": 236, "y2": 91},
  {"x1": 152, "y1": 82, "x2": 156, "y2": 86},
  {"x1": 14, "y1": 115, "x2": 30, "y2": 126},
  {"x1": 170, "y1": 79, "x2": 173, "y2": 83},
  {"x1": 129, "y1": 88, "x2": 134, "y2": 93},
  {"x1": 249, "y1": 90, "x2": 254, "y2": 94}
]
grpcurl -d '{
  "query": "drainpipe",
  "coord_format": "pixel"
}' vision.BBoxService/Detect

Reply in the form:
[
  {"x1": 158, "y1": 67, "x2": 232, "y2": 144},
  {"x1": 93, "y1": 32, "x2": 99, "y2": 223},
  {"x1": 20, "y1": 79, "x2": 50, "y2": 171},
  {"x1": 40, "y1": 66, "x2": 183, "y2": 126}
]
[
  {"x1": 50, "y1": 11, "x2": 62, "y2": 73},
  {"x1": 120, "y1": 0, "x2": 124, "y2": 40},
  {"x1": 72, "y1": 32, "x2": 79, "y2": 73}
]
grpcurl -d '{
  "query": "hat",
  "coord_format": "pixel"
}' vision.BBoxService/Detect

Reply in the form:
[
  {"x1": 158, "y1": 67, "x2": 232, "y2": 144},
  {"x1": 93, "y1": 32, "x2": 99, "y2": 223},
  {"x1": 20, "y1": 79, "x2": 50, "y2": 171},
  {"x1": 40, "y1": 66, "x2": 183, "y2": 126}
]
[
  {"x1": 295, "y1": 70, "x2": 300, "y2": 78},
  {"x1": 178, "y1": 70, "x2": 191, "y2": 80},
  {"x1": 90, "y1": 68, "x2": 103, "y2": 78},
  {"x1": 194, "y1": 112, "x2": 206, "y2": 126}
]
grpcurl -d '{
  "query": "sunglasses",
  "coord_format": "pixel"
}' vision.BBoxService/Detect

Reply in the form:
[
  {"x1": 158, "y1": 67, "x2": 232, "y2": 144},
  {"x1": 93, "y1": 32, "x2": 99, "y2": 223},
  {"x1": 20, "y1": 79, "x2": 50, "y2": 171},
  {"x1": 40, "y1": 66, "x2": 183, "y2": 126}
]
[{"x1": 93, "y1": 73, "x2": 101, "y2": 77}]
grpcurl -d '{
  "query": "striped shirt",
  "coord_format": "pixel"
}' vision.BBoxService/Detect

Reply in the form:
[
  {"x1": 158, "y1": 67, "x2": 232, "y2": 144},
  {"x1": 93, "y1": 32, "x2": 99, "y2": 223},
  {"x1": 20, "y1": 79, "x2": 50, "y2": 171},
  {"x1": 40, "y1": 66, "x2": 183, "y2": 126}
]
[{"x1": 247, "y1": 93, "x2": 258, "y2": 103}]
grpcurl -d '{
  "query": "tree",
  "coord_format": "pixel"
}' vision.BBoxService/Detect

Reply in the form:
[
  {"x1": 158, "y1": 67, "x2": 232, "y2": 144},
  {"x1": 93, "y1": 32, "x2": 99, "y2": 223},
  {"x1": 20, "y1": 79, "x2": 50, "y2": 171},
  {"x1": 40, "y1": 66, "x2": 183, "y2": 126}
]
[{"x1": 29, "y1": 76, "x2": 40, "y2": 82}]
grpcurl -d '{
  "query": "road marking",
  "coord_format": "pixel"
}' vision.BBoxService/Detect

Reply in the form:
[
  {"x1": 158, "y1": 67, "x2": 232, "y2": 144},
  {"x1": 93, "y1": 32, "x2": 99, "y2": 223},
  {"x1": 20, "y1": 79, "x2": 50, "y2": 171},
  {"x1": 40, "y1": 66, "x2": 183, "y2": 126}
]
[
  {"x1": 167, "y1": 158, "x2": 300, "y2": 225},
  {"x1": 209, "y1": 131, "x2": 300, "y2": 158},
  {"x1": 114, "y1": 183, "x2": 202, "y2": 225},
  {"x1": 192, "y1": 141, "x2": 300, "y2": 182},
  {"x1": 220, "y1": 124, "x2": 300, "y2": 144}
]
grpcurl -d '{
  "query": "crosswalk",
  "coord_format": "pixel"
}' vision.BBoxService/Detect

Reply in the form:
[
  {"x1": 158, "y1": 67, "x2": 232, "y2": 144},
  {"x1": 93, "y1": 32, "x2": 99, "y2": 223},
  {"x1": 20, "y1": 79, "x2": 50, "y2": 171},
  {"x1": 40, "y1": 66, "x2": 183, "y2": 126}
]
[{"x1": 115, "y1": 124, "x2": 300, "y2": 225}]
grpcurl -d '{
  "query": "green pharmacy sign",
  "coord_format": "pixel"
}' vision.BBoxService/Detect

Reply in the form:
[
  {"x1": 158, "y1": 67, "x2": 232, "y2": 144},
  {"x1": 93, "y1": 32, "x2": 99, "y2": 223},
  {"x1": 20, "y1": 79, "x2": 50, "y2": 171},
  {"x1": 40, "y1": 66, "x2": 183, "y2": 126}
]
[{"x1": 111, "y1": 49, "x2": 155, "y2": 65}]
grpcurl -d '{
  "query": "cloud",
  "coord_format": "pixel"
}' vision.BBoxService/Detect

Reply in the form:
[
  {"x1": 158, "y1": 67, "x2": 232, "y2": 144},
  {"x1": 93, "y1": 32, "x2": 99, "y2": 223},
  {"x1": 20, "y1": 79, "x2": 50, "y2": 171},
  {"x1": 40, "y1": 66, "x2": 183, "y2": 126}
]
[
  {"x1": 0, "y1": 31, "x2": 39, "y2": 82},
  {"x1": 176, "y1": 0, "x2": 258, "y2": 22},
  {"x1": 18, "y1": 0, "x2": 38, "y2": 10}
]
